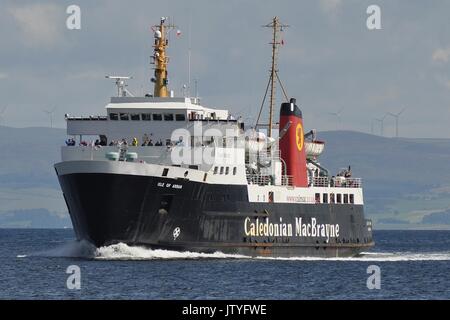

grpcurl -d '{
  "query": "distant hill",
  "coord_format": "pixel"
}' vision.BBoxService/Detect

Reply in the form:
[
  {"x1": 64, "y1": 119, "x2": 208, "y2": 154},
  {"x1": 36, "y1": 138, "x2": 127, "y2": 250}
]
[
  {"x1": 0, "y1": 126, "x2": 66, "y2": 188},
  {"x1": 318, "y1": 131, "x2": 450, "y2": 227},
  {"x1": 0, "y1": 208, "x2": 71, "y2": 228},
  {"x1": 1, "y1": 126, "x2": 450, "y2": 228},
  {"x1": 319, "y1": 131, "x2": 450, "y2": 192}
]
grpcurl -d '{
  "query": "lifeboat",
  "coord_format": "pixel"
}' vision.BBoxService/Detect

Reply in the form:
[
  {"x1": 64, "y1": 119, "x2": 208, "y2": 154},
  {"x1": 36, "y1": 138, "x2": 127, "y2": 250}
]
[
  {"x1": 245, "y1": 131, "x2": 275, "y2": 153},
  {"x1": 305, "y1": 140, "x2": 325, "y2": 159}
]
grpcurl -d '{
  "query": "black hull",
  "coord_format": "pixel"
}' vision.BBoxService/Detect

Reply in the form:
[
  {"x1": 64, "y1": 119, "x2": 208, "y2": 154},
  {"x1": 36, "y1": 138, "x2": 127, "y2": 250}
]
[{"x1": 56, "y1": 171, "x2": 374, "y2": 258}]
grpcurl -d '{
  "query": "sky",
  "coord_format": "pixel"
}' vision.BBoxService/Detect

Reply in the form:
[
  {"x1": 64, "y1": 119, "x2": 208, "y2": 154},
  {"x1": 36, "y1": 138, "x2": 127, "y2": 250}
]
[{"x1": 0, "y1": 0, "x2": 449, "y2": 138}]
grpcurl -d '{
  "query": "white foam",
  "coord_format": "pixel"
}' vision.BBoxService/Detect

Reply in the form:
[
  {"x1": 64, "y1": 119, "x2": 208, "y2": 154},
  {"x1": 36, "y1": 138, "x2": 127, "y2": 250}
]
[
  {"x1": 256, "y1": 251, "x2": 450, "y2": 261},
  {"x1": 20, "y1": 241, "x2": 450, "y2": 262},
  {"x1": 94, "y1": 243, "x2": 250, "y2": 260},
  {"x1": 91, "y1": 244, "x2": 450, "y2": 261}
]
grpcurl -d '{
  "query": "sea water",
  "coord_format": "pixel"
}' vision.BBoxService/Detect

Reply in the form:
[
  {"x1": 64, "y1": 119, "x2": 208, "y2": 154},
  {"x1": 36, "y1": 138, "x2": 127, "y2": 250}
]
[{"x1": 1, "y1": 229, "x2": 449, "y2": 299}]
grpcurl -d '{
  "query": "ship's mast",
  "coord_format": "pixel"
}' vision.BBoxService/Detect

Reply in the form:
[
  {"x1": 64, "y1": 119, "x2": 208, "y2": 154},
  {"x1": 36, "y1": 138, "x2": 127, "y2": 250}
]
[
  {"x1": 152, "y1": 17, "x2": 176, "y2": 97},
  {"x1": 268, "y1": 17, "x2": 279, "y2": 137},
  {"x1": 256, "y1": 17, "x2": 289, "y2": 137}
]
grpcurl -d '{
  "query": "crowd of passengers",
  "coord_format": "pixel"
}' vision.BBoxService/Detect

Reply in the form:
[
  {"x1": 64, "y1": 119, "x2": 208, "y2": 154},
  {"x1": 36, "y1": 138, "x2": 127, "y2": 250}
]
[{"x1": 65, "y1": 134, "x2": 185, "y2": 147}]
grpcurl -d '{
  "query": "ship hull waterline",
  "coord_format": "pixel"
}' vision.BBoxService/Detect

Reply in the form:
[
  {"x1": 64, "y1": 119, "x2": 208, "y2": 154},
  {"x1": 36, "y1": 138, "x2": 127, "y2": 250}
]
[{"x1": 55, "y1": 161, "x2": 374, "y2": 258}]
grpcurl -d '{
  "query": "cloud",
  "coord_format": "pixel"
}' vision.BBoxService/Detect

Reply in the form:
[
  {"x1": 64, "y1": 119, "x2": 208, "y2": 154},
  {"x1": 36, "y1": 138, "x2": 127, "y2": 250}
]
[
  {"x1": 319, "y1": 0, "x2": 343, "y2": 15},
  {"x1": 9, "y1": 3, "x2": 64, "y2": 47},
  {"x1": 0, "y1": 73, "x2": 8, "y2": 79},
  {"x1": 432, "y1": 47, "x2": 450, "y2": 63}
]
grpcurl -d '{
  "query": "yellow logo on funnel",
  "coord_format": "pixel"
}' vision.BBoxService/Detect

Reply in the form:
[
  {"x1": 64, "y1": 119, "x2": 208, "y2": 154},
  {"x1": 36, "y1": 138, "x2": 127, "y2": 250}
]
[{"x1": 296, "y1": 123, "x2": 304, "y2": 151}]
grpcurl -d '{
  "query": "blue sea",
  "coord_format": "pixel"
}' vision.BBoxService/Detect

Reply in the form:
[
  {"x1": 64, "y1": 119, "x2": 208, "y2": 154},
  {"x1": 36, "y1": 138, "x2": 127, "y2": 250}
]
[{"x1": 0, "y1": 229, "x2": 449, "y2": 299}]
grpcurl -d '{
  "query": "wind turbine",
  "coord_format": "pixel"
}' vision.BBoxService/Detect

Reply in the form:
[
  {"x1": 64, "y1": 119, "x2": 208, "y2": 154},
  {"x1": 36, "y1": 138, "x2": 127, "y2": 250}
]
[
  {"x1": 43, "y1": 107, "x2": 56, "y2": 128},
  {"x1": 388, "y1": 108, "x2": 406, "y2": 138},
  {"x1": 375, "y1": 114, "x2": 388, "y2": 136},
  {"x1": 329, "y1": 107, "x2": 344, "y2": 130},
  {"x1": 0, "y1": 106, "x2": 7, "y2": 126}
]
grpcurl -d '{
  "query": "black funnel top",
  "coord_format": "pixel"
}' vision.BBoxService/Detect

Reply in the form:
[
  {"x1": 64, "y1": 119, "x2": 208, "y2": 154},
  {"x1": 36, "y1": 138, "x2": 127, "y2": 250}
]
[{"x1": 280, "y1": 97, "x2": 302, "y2": 118}]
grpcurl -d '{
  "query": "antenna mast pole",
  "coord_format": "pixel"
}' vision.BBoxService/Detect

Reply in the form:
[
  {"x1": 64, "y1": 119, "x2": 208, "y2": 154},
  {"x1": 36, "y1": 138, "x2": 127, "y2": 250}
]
[
  {"x1": 188, "y1": 14, "x2": 192, "y2": 97},
  {"x1": 152, "y1": 17, "x2": 176, "y2": 97},
  {"x1": 261, "y1": 17, "x2": 289, "y2": 137}
]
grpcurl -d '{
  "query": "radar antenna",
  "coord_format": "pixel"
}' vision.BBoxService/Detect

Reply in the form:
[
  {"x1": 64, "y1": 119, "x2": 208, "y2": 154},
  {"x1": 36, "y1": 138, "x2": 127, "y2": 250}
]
[{"x1": 105, "y1": 76, "x2": 135, "y2": 97}]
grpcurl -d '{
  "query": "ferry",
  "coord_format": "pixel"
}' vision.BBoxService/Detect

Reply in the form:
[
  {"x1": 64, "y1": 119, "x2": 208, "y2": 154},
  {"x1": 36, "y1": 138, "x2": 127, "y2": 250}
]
[{"x1": 55, "y1": 17, "x2": 374, "y2": 257}]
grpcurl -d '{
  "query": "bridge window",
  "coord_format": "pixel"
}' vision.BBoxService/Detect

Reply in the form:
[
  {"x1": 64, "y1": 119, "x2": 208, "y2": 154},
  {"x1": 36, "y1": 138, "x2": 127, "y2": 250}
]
[
  {"x1": 213, "y1": 167, "x2": 218, "y2": 174},
  {"x1": 176, "y1": 114, "x2": 186, "y2": 121},
  {"x1": 344, "y1": 194, "x2": 349, "y2": 204},
  {"x1": 153, "y1": 114, "x2": 162, "y2": 121},
  {"x1": 350, "y1": 194, "x2": 355, "y2": 204},
  {"x1": 225, "y1": 167, "x2": 230, "y2": 175},
  {"x1": 130, "y1": 114, "x2": 140, "y2": 121},
  {"x1": 337, "y1": 194, "x2": 342, "y2": 204},
  {"x1": 323, "y1": 193, "x2": 328, "y2": 204},
  {"x1": 330, "y1": 193, "x2": 335, "y2": 204},
  {"x1": 141, "y1": 113, "x2": 151, "y2": 121},
  {"x1": 162, "y1": 168, "x2": 169, "y2": 177},
  {"x1": 164, "y1": 113, "x2": 174, "y2": 121},
  {"x1": 120, "y1": 113, "x2": 129, "y2": 120},
  {"x1": 233, "y1": 167, "x2": 237, "y2": 175},
  {"x1": 109, "y1": 113, "x2": 118, "y2": 120},
  {"x1": 220, "y1": 167, "x2": 224, "y2": 175}
]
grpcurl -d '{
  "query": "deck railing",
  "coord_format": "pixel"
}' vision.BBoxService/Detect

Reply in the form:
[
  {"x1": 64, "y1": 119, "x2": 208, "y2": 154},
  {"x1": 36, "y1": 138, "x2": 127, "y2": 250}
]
[
  {"x1": 246, "y1": 174, "x2": 293, "y2": 186},
  {"x1": 313, "y1": 176, "x2": 362, "y2": 188},
  {"x1": 245, "y1": 174, "x2": 362, "y2": 188}
]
